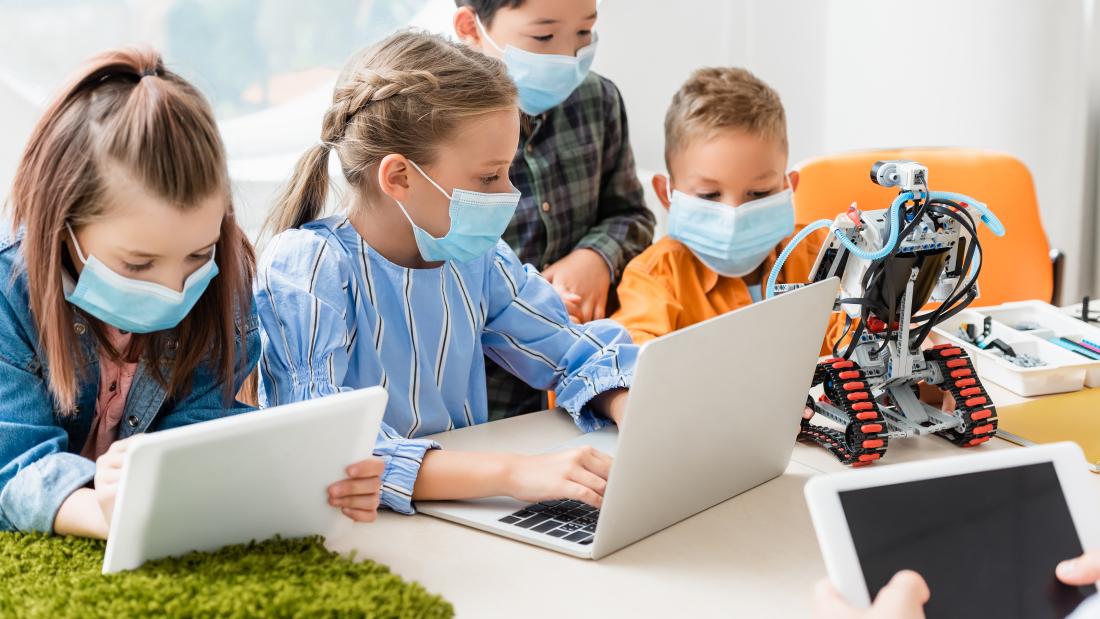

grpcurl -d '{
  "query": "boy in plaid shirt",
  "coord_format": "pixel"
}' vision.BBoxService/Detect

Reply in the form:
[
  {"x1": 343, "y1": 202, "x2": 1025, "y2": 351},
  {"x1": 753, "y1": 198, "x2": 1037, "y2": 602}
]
[{"x1": 454, "y1": 0, "x2": 655, "y2": 419}]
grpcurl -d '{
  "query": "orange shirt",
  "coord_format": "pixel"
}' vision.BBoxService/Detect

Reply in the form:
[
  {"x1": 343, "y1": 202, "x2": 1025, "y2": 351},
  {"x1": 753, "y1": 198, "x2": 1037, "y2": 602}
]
[{"x1": 611, "y1": 226, "x2": 851, "y2": 354}]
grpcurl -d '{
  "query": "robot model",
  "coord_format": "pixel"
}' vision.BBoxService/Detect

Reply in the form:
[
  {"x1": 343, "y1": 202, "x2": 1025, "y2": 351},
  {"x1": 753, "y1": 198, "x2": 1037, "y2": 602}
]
[{"x1": 766, "y1": 160, "x2": 1007, "y2": 466}]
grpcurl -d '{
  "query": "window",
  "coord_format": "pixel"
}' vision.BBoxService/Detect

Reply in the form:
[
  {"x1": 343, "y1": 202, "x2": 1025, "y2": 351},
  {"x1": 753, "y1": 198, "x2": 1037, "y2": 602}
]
[{"x1": 0, "y1": 0, "x2": 450, "y2": 235}]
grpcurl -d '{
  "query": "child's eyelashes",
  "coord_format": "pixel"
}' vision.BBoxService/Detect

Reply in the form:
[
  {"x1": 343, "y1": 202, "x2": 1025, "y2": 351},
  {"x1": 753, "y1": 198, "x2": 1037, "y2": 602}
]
[
  {"x1": 479, "y1": 174, "x2": 501, "y2": 186},
  {"x1": 123, "y1": 261, "x2": 153, "y2": 273},
  {"x1": 529, "y1": 31, "x2": 592, "y2": 44},
  {"x1": 122, "y1": 251, "x2": 211, "y2": 274},
  {"x1": 697, "y1": 192, "x2": 721, "y2": 201}
]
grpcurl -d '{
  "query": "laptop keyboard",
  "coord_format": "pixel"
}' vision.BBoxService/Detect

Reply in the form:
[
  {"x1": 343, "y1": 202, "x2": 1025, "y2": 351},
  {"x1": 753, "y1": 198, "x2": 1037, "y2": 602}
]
[{"x1": 497, "y1": 499, "x2": 599, "y2": 545}]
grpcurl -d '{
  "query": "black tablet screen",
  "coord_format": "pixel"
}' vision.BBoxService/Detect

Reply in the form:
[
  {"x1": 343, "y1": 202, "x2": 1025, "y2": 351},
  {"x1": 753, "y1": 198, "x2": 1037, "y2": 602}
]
[{"x1": 839, "y1": 462, "x2": 1096, "y2": 618}]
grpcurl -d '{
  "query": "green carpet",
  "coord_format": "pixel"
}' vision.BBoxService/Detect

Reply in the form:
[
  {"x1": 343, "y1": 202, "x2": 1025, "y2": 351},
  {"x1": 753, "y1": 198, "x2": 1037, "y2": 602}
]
[{"x1": 0, "y1": 533, "x2": 453, "y2": 618}]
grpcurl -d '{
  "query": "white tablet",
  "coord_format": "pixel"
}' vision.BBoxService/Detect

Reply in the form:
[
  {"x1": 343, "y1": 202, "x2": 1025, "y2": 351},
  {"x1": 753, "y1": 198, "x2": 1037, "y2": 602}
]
[
  {"x1": 805, "y1": 442, "x2": 1100, "y2": 618},
  {"x1": 103, "y1": 387, "x2": 386, "y2": 574}
]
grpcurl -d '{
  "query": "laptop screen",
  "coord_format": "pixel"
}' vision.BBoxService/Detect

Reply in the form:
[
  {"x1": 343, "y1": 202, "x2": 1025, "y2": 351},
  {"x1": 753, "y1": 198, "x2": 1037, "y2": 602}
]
[{"x1": 839, "y1": 462, "x2": 1096, "y2": 618}]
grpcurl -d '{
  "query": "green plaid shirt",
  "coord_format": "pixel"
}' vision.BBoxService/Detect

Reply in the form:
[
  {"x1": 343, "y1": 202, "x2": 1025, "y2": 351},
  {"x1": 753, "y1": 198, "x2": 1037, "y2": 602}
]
[{"x1": 487, "y1": 71, "x2": 654, "y2": 420}]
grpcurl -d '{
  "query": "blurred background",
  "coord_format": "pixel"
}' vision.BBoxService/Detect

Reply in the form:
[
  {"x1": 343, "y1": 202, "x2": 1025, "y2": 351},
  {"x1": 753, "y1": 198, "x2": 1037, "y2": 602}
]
[{"x1": 0, "y1": 0, "x2": 1096, "y2": 301}]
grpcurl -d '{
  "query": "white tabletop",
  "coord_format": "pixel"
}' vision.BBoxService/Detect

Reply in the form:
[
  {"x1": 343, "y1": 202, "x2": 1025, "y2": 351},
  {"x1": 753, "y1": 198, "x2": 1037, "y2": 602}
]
[{"x1": 327, "y1": 381, "x2": 1099, "y2": 618}]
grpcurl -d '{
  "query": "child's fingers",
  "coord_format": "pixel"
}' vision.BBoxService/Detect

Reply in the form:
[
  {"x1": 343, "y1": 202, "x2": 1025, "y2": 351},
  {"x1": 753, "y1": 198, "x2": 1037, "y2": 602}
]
[
  {"x1": 1057, "y1": 552, "x2": 1100, "y2": 585},
  {"x1": 331, "y1": 494, "x2": 382, "y2": 512},
  {"x1": 96, "y1": 467, "x2": 123, "y2": 486},
  {"x1": 579, "y1": 449, "x2": 613, "y2": 480},
  {"x1": 98, "y1": 451, "x2": 126, "y2": 470},
  {"x1": 560, "y1": 291, "x2": 583, "y2": 309},
  {"x1": 328, "y1": 479, "x2": 382, "y2": 499},
  {"x1": 108, "y1": 438, "x2": 132, "y2": 454},
  {"x1": 345, "y1": 457, "x2": 384, "y2": 478},
  {"x1": 567, "y1": 467, "x2": 607, "y2": 497},
  {"x1": 871, "y1": 570, "x2": 929, "y2": 614},
  {"x1": 564, "y1": 481, "x2": 603, "y2": 509},
  {"x1": 341, "y1": 507, "x2": 378, "y2": 523},
  {"x1": 578, "y1": 298, "x2": 596, "y2": 323}
]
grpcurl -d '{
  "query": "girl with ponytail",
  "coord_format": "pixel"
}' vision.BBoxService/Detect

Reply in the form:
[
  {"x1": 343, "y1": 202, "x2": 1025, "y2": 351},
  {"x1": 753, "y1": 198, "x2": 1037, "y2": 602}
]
[{"x1": 0, "y1": 47, "x2": 381, "y2": 539}]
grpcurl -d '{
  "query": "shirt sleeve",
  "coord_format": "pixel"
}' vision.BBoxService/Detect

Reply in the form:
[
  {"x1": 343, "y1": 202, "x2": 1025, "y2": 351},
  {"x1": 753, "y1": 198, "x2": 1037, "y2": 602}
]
[
  {"x1": 573, "y1": 76, "x2": 655, "y2": 281},
  {"x1": 610, "y1": 257, "x2": 682, "y2": 345},
  {"x1": 482, "y1": 242, "x2": 637, "y2": 432},
  {"x1": 254, "y1": 229, "x2": 437, "y2": 515},
  {"x1": 0, "y1": 294, "x2": 94, "y2": 533}
]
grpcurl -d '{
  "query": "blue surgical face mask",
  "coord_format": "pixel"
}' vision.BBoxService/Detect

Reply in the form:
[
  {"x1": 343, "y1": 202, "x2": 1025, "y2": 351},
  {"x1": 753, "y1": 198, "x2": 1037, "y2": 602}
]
[
  {"x1": 476, "y1": 15, "x2": 598, "y2": 116},
  {"x1": 64, "y1": 223, "x2": 219, "y2": 333},
  {"x1": 395, "y1": 161, "x2": 521, "y2": 264},
  {"x1": 666, "y1": 183, "x2": 796, "y2": 277}
]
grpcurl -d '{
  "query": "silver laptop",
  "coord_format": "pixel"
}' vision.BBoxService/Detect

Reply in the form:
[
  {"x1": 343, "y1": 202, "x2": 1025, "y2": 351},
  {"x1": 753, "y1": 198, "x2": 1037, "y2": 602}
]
[
  {"x1": 103, "y1": 387, "x2": 387, "y2": 573},
  {"x1": 418, "y1": 278, "x2": 839, "y2": 559}
]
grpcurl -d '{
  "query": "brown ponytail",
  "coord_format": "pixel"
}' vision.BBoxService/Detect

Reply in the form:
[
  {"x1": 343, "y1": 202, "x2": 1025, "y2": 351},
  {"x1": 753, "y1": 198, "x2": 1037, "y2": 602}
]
[
  {"x1": 262, "y1": 30, "x2": 517, "y2": 239},
  {"x1": 7, "y1": 46, "x2": 254, "y2": 413}
]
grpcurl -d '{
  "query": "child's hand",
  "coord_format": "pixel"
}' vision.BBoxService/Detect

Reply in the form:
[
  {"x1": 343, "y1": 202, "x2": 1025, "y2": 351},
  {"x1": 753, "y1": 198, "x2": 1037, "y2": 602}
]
[
  {"x1": 813, "y1": 571, "x2": 929, "y2": 619},
  {"x1": 94, "y1": 437, "x2": 133, "y2": 531},
  {"x1": 1057, "y1": 552, "x2": 1100, "y2": 585},
  {"x1": 542, "y1": 249, "x2": 611, "y2": 323},
  {"x1": 916, "y1": 381, "x2": 956, "y2": 412},
  {"x1": 328, "y1": 457, "x2": 385, "y2": 523},
  {"x1": 506, "y1": 447, "x2": 612, "y2": 508},
  {"x1": 558, "y1": 290, "x2": 584, "y2": 323}
]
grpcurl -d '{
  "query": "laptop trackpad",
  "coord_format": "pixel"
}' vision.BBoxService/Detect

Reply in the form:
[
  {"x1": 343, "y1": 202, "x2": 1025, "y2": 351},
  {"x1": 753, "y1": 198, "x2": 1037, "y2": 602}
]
[{"x1": 547, "y1": 426, "x2": 619, "y2": 457}]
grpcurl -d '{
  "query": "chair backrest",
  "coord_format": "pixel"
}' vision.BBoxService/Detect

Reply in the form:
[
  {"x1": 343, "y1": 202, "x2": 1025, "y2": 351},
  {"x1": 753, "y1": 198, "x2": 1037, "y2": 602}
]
[{"x1": 792, "y1": 148, "x2": 1052, "y2": 306}]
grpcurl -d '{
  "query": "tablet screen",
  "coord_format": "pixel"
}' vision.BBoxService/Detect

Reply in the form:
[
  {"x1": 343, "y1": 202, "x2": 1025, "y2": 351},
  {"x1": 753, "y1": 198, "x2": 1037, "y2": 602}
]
[{"x1": 839, "y1": 461, "x2": 1097, "y2": 618}]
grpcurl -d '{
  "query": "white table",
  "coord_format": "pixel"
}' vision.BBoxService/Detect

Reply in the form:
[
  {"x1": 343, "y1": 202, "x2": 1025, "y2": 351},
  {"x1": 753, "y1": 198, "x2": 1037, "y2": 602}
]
[{"x1": 327, "y1": 379, "x2": 1098, "y2": 618}]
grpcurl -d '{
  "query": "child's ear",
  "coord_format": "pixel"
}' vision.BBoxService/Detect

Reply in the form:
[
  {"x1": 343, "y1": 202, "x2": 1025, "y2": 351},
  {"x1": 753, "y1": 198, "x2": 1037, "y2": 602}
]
[
  {"x1": 652, "y1": 174, "x2": 672, "y2": 210},
  {"x1": 788, "y1": 169, "x2": 800, "y2": 192},
  {"x1": 377, "y1": 154, "x2": 412, "y2": 202},
  {"x1": 453, "y1": 7, "x2": 483, "y2": 49}
]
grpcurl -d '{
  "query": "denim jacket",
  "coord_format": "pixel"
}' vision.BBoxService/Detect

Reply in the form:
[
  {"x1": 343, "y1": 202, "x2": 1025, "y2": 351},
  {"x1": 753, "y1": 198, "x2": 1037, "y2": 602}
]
[{"x1": 0, "y1": 229, "x2": 259, "y2": 533}]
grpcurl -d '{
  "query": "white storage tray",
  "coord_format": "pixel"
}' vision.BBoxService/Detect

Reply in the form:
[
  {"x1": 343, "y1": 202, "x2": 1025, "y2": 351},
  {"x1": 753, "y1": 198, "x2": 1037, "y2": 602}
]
[{"x1": 929, "y1": 301, "x2": 1100, "y2": 397}]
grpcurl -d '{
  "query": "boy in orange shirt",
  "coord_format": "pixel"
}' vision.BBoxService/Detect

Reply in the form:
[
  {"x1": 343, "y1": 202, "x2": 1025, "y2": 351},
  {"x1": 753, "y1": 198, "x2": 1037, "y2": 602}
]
[{"x1": 612, "y1": 67, "x2": 847, "y2": 352}]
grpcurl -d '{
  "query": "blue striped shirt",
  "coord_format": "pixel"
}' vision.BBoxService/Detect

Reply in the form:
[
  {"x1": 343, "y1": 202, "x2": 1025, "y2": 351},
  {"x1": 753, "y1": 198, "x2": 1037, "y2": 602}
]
[{"x1": 255, "y1": 215, "x2": 637, "y2": 514}]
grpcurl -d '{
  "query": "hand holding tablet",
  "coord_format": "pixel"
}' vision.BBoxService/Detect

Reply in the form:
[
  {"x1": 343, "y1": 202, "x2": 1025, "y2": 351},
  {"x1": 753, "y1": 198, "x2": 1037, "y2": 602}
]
[{"x1": 805, "y1": 443, "x2": 1100, "y2": 619}]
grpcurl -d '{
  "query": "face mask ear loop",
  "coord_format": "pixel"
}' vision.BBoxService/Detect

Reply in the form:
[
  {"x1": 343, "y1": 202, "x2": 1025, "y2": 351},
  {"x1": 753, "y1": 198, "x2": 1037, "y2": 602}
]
[
  {"x1": 395, "y1": 160, "x2": 453, "y2": 239},
  {"x1": 663, "y1": 175, "x2": 674, "y2": 204},
  {"x1": 407, "y1": 160, "x2": 453, "y2": 200},
  {"x1": 65, "y1": 222, "x2": 89, "y2": 265},
  {"x1": 474, "y1": 15, "x2": 506, "y2": 54}
]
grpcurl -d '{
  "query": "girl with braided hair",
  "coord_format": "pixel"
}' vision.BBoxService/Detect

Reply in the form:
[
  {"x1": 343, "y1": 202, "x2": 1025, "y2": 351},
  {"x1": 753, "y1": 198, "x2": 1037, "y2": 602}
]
[{"x1": 257, "y1": 30, "x2": 637, "y2": 517}]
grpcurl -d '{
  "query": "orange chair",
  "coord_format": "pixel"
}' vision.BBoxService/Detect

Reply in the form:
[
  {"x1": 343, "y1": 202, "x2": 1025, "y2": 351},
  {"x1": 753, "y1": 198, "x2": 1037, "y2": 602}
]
[{"x1": 792, "y1": 148, "x2": 1063, "y2": 306}]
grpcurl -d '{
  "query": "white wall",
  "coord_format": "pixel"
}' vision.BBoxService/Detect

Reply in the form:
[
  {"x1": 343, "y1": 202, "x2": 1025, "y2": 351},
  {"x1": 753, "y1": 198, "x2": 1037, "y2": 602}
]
[
  {"x1": 0, "y1": 72, "x2": 42, "y2": 203},
  {"x1": 594, "y1": 0, "x2": 1097, "y2": 300}
]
